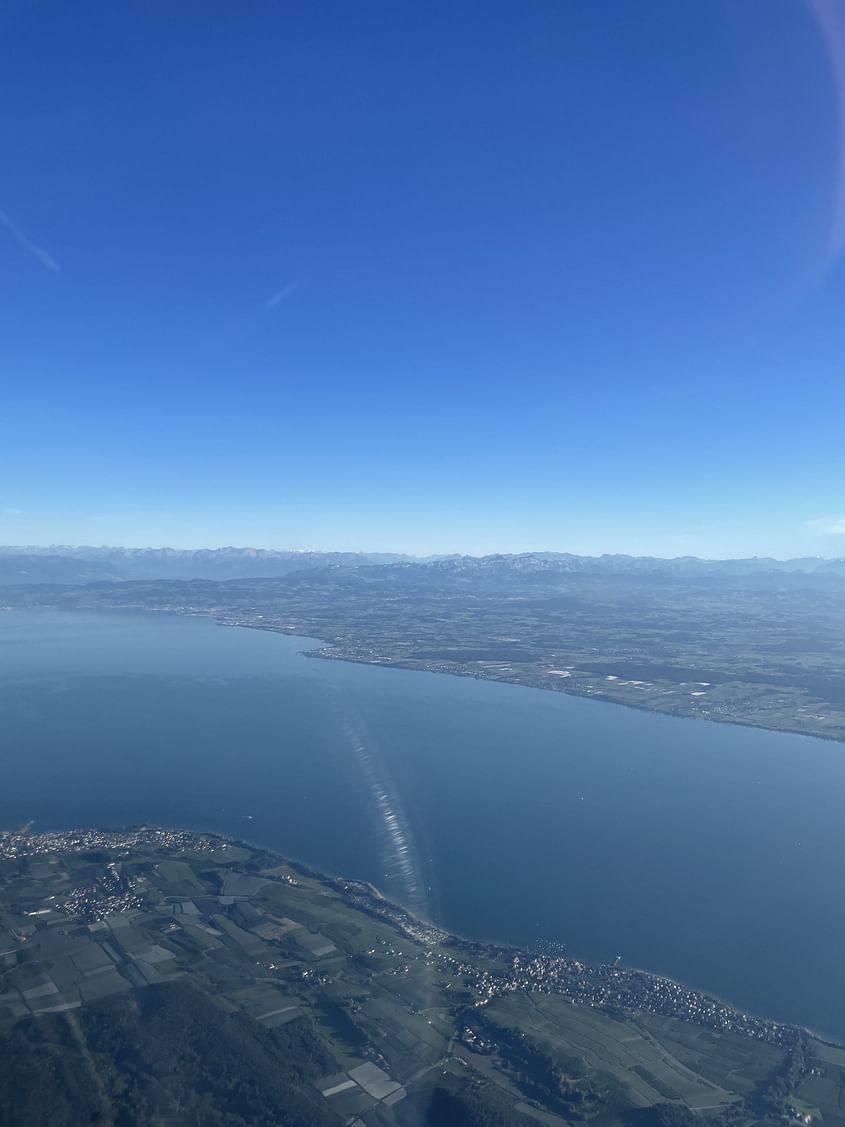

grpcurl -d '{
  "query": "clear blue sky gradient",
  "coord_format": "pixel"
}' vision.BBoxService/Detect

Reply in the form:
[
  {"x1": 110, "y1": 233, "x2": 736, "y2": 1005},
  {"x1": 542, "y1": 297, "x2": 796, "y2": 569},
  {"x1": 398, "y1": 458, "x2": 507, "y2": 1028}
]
[{"x1": 2, "y1": 0, "x2": 845, "y2": 557}]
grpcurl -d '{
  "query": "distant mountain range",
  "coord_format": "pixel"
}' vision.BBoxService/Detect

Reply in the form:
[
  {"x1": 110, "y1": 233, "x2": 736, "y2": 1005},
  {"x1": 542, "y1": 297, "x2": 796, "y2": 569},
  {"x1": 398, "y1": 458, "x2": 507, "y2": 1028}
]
[
  {"x1": 0, "y1": 547, "x2": 415, "y2": 585},
  {"x1": 0, "y1": 545, "x2": 844, "y2": 586},
  {"x1": 386, "y1": 552, "x2": 845, "y2": 581}
]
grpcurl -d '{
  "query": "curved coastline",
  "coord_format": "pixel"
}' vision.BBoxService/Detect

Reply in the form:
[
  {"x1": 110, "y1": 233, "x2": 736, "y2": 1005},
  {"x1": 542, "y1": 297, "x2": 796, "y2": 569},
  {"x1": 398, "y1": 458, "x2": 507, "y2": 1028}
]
[
  {"x1": 176, "y1": 825, "x2": 844, "y2": 1049},
  {"x1": 220, "y1": 617, "x2": 845, "y2": 746}
]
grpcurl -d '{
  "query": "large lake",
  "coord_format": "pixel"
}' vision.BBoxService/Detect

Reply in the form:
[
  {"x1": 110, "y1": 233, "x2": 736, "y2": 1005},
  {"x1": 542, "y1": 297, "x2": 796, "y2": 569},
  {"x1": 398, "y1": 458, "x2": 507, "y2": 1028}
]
[{"x1": 2, "y1": 609, "x2": 843, "y2": 1038}]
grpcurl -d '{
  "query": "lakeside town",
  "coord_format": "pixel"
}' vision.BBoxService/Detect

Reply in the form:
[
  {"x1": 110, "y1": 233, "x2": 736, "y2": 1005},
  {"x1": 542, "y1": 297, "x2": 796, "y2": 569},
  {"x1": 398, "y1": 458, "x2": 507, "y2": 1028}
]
[{"x1": 336, "y1": 874, "x2": 798, "y2": 1050}]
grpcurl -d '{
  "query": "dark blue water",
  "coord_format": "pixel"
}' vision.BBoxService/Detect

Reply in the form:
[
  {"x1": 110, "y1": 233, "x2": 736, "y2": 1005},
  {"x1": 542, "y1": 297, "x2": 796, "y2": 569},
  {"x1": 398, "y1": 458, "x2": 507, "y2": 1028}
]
[{"x1": 2, "y1": 609, "x2": 844, "y2": 1038}]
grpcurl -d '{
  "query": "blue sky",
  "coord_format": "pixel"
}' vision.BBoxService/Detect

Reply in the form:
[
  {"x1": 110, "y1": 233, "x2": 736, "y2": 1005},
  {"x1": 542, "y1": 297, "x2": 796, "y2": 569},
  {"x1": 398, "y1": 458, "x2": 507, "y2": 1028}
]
[{"x1": 2, "y1": 0, "x2": 845, "y2": 558}]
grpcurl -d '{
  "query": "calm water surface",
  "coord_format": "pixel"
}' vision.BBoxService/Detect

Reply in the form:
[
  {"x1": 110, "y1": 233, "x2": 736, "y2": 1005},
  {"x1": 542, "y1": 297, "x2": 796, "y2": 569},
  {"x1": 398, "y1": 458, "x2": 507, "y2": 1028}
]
[{"x1": 2, "y1": 609, "x2": 843, "y2": 1038}]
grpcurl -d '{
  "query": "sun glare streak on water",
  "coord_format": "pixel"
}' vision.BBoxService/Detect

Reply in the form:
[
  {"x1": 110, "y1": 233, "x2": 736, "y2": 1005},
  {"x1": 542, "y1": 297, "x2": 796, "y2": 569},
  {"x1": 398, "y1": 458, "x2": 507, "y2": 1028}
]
[{"x1": 325, "y1": 687, "x2": 425, "y2": 912}]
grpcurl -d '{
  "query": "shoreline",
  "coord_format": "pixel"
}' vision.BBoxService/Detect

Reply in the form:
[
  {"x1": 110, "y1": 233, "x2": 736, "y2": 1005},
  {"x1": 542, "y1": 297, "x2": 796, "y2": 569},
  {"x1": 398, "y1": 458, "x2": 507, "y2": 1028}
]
[
  {"x1": 6, "y1": 819, "x2": 843, "y2": 1048},
  {"x1": 3, "y1": 604, "x2": 841, "y2": 745},
  {"x1": 247, "y1": 838, "x2": 842, "y2": 1045},
  {"x1": 59, "y1": 821, "x2": 845, "y2": 1048},
  {"x1": 199, "y1": 821, "x2": 845, "y2": 1048},
  {"x1": 225, "y1": 829, "x2": 843, "y2": 1049},
  {"x1": 225, "y1": 617, "x2": 845, "y2": 747}
]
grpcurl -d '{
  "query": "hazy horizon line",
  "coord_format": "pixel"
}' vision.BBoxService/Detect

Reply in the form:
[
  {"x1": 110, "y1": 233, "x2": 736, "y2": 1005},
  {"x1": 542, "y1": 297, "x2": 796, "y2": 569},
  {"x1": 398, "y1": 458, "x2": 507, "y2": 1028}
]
[{"x1": 1, "y1": 543, "x2": 843, "y2": 565}]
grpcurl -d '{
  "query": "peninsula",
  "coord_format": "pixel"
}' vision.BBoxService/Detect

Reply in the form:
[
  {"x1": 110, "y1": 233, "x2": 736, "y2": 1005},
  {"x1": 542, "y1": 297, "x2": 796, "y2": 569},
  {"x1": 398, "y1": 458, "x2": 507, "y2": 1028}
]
[{"x1": 6, "y1": 551, "x2": 845, "y2": 742}]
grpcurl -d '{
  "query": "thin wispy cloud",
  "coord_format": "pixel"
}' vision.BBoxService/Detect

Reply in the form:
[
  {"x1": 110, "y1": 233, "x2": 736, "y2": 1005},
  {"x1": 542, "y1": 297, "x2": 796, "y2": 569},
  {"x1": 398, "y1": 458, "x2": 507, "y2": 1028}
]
[
  {"x1": 265, "y1": 280, "x2": 299, "y2": 309},
  {"x1": 1, "y1": 507, "x2": 24, "y2": 517},
  {"x1": 807, "y1": 515, "x2": 845, "y2": 534},
  {"x1": 0, "y1": 208, "x2": 59, "y2": 272}
]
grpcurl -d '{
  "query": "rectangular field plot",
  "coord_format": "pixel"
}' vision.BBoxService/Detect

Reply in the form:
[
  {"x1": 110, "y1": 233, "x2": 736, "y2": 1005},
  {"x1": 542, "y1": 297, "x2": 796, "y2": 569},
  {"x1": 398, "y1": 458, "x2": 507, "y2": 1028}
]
[{"x1": 793, "y1": 1048, "x2": 845, "y2": 1127}]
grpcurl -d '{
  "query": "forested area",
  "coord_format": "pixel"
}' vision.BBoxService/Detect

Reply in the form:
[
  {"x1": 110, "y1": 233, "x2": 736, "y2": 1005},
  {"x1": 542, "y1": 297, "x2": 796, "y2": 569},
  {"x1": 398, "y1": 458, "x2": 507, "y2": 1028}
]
[{"x1": 0, "y1": 980, "x2": 336, "y2": 1127}]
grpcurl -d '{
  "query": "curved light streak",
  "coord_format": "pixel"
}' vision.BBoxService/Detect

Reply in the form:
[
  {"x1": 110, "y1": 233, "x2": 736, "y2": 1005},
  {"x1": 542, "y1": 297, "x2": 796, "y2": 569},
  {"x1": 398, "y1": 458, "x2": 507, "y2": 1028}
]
[
  {"x1": 338, "y1": 711, "x2": 425, "y2": 912},
  {"x1": 807, "y1": 0, "x2": 845, "y2": 260}
]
